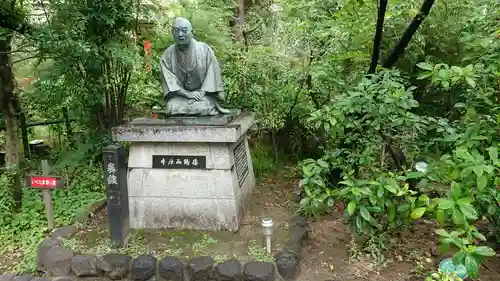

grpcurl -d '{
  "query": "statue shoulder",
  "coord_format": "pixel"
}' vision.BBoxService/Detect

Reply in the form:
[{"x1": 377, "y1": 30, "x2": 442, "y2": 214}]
[
  {"x1": 161, "y1": 45, "x2": 176, "y2": 59},
  {"x1": 194, "y1": 40, "x2": 215, "y2": 54}
]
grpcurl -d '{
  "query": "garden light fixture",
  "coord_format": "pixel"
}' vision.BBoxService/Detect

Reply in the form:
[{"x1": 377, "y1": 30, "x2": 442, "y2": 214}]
[{"x1": 262, "y1": 218, "x2": 274, "y2": 254}]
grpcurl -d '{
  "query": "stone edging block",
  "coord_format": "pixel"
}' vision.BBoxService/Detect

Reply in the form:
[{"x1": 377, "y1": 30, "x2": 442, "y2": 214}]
[
  {"x1": 0, "y1": 238, "x2": 279, "y2": 281},
  {"x1": 273, "y1": 215, "x2": 310, "y2": 281}
]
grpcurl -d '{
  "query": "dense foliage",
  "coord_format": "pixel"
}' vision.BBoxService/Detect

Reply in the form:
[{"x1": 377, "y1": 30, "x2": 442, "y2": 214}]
[{"x1": 294, "y1": 0, "x2": 499, "y2": 278}]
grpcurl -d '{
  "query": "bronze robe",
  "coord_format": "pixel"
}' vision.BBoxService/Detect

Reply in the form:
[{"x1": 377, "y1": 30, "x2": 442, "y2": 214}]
[{"x1": 160, "y1": 39, "x2": 224, "y2": 116}]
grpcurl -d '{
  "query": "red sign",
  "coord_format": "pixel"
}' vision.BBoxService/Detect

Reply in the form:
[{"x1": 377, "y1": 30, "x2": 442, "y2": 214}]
[
  {"x1": 27, "y1": 175, "x2": 64, "y2": 189},
  {"x1": 144, "y1": 40, "x2": 152, "y2": 73}
]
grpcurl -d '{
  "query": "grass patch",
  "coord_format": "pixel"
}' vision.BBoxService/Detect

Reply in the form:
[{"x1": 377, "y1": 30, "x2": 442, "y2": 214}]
[
  {"x1": 247, "y1": 240, "x2": 274, "y2": 262},
  {"x1": 250, "y1": 139, "x2": 283, "y2": 179},
  {"x1": 0, "y1": 167, "x2": 105, "y2": 273}
]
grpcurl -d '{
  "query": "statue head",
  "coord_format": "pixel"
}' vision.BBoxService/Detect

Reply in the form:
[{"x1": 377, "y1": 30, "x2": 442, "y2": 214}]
[{"x1": 172, "y1": 17, "x2": 193, "y2": 46}]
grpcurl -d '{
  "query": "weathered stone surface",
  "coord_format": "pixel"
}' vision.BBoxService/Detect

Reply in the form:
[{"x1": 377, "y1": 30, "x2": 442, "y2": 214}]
[
  {"x1": 131, "y1": 254, "x2": 157, "y2": 281},
  {"x1": 289, "y1": 215, "x2": 308, "y2": 228},
  {"x1": 323, "y1": 277, "x2": 344, "y2": 281},
  {"x1": 51, "y1": 277, "x2": 74, "y2": 281},
  {"x1": 71, "y1": 255, "x2": 99, "y2": 277},
  {"x1": 289, "y1": 216, "x2": 309, "y2": 244},
  {"x1": 50, "y1": 226, "x2": 77, "y2": 240},
  {"x1": 187, "y1": 256, "x2": 215, "y2": 281},
  {"x1": 284, "y1": 241, "x2": 301, "y2": 256},
  {"x1": 113, "y1": 112, "x2": 255, "y2": 143},
  {"x1": 37, "y1": 238, "x2": 62, "y2": 271},
  {"x1": 214, "y1": 259, "x2": 242, "y2": 281},
  {"x1": 43, "y1": 246, "x2": 74, "y2": 277},
  {"x1": 0, "y1": 274, "x2": 15, "y2": 281},
  {"x1": 275, "y1": 250, "x2": 299, "y2": 280},
  {"x1": 12, "y1": 276, "x2": 32, "y2": 281},
  {"x1": 159, "y1": 256, "x2": 185, "y2": 281},
  {"x1": 132, "y1": 111, "x2": 240, "y2": 126},
  {"x1": 30, "y1": 277, "x2": 48, "y2": 281},
  {"x1": 99, "y1": 253, "x2": 132, "y2": 280},
  {"x1": 243, "y1": 262, "x2": 274, "y2": 281}
]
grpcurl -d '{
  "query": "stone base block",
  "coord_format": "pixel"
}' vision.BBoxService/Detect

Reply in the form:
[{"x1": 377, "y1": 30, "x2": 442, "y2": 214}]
[{"x1": 117, "y1": 113, "x2": 256, "y2": 232}]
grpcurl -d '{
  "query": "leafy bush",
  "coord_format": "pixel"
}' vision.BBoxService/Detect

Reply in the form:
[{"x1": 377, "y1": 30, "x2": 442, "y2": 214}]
[{"x1": 426, "y1": 270, "x2": 463, "y2": 281}]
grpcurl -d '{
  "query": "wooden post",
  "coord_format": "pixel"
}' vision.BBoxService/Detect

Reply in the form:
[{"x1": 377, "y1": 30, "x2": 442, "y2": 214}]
[
  {"x1": 41, "y1": 160, "x2": 55, "y2": 230},
  {"x1": 103, "y1": 145, "x2": 130, "y2": 248},
  {"x1": 20, "y1": 112, "x2": 30, "y2": 159}
]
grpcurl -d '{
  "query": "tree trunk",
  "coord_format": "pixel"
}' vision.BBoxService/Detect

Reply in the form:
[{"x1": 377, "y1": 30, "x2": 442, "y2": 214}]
[
  {"x1": 233, "y1": 0, "x2": 245, "y2": 41},
  {"x1": 368, "y1": 0, "x2": 388, "y2": 74},
  {"x1": 382, "y1": 0, "x2": 436, "y2": 69},
  {"x1": 0, "y1": 34, "x2": 23, "y2": 211}
]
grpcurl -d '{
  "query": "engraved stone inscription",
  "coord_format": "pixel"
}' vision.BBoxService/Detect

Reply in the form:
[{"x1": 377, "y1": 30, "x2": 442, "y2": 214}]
[
  {"x1": 152, "y1": 155, "x2": 207, "y2": 169},
  {"x1": 233, "y1": 140, "x2": 249, "y2": 187}
]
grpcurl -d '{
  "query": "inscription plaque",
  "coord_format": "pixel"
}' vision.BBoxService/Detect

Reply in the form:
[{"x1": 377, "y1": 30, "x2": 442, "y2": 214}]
[
  {"x1": 233, "y1": 141, "x2": 249, "y2": 187},
  {"x1": 152, "y1": 155, "x2": 207, "y2": 169}
]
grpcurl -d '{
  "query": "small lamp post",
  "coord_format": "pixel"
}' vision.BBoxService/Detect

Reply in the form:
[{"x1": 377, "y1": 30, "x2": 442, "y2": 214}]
[
  {"x1": 262, "y1": 218, "x2": 274, "y2": 254},
  {"x1": 415, "y1": 157, "x2": 429, "y2": 173},
  {"x1": 151, "y1": 106, "x2": 160, "y2": 119}
]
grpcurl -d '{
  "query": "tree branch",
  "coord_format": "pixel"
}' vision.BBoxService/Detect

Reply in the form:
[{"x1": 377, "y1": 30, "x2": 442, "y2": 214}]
[
  {"x1": 382, "y1": 0, "x2": 436, "y2": 69},
  {"x1": 368, "y1": 0, "x2": 388, "y2": 74}
]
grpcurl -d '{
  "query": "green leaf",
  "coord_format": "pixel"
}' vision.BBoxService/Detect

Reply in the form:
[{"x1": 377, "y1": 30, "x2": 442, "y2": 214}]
[
  {"x1": 450, "y1": 229, "x2": 466, "y2": 237},
  {"x1": 377, "y1": 186, "x2": 384, "y2": 198},
  {"x1": 418, "y1": 194, "x2": 430, "y2": 204},
  {"x1": 410, "y1": 207, "x2": 426, "y2": 220},
  {"x1": 417, "y1": 62, "x2": 433, "y2": 71},
  {"x1": 417, "y1": 72, "x2": 432, "y2": 80},
  {"x1": 406, "y1": 171, "x2": 424, "y2": 179},
  {"x1": 473, "y1": 165, "x2": 484, "y2": 177},
  {"x1": 472, "y1": 232, "x2": 487, "y2": 242},
  {"x1": 339, "y1": 180, "x2": 354, "y2": 186},
  {"x1": 302, "y1": 166, "x2": 312, "y2": 177},
  {"x1": 317, "y1": 159, "x2": 329, "y2": 168},
  {"x1": 459, "y1": 204, "x2": 478, "y2": 220},
  {"x1": 435, "y1": 229, "x2": 449, "y2": 237},
  {"x1": 438, "y1": 199, "x2": 455, "y2": 210},
  {"x1": 347, "y1": 201, "x2": 356, "y2": 215},
  {"x1": 387, "y1": 204, "x2": 396, "y2": 223},
  {"x1": 487, "y1": 146, "x2": 498, "y2": 164},
  {"x1": 386, "y1": 177, "x2": 399, "y2": 192},
  {"x1": 355, "y1": 216, "x2": 364, "y2": 234},
  {"x1": 359, "y1": 206, "x2": 372, "y2": 222},
  {"x1": 299, "y1": 178, "x2": 309, "y2": 187},
  {"x1": 456, "y1": 197, "x2": 473, "y2": 206},
  {"x1": 464, "y1": 255, "x2": 479, "y2": 278},
  {"x1": 452, "y1": 251, "x2": 466, "y2": 265},
  {"x1": 452, "y1": 208, "x2": 466, "y2": 225},
  {"x1": 451, "y1": 182, "x2": 461, "y2": 199},
  {"x1": 477, "y1": 175, "x2": 487, "y2": 191},
  {"x1": 474, "y1": 246, "x2": 496, "y2": 257},
  {"x1": 369, "y1": 195, "x2": 377, "y2": 205},
  {"x1": 397, "y1": 204, "x2": 410, "y2": 212},
  {"x1": 465, "y1": 77, "x2": 476, "y2": 88},
  {"x1": 436, "y1": 209, "x2": 446, "y2": 224},
  {"x1": 384, "y1": 184, "x2": 397, "y2": 194}
]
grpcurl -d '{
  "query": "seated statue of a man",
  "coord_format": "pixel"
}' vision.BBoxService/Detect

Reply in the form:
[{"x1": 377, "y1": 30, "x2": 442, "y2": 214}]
[{"x1": 159, "y1": 17, "x2": 230, "y2": 116}]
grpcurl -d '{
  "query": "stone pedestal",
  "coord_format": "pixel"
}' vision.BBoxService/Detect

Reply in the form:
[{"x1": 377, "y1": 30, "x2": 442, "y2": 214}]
[{"x1": 112, "y1": 113, "x2": 255, "y2": 232}]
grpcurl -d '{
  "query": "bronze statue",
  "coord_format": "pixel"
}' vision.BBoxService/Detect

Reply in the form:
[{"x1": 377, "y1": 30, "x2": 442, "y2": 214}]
[{"x1": 160, "y1": 17, "x2": 230, "y2": 116}]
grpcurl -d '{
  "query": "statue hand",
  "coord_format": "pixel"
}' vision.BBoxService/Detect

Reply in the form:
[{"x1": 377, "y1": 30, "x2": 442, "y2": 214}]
[{"x1": 191, "y1": 90, "x2": 205, "y2": 101}]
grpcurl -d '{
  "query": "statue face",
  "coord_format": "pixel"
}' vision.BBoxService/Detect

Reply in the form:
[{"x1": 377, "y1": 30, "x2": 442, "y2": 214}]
[{"x1": 172, "y1": 18, "x2": 193, "y2": 46}]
